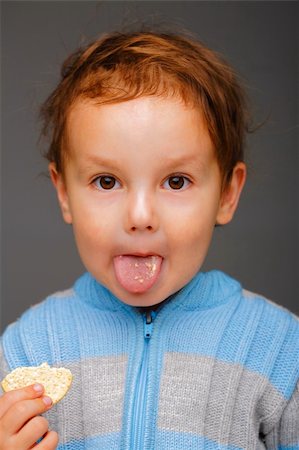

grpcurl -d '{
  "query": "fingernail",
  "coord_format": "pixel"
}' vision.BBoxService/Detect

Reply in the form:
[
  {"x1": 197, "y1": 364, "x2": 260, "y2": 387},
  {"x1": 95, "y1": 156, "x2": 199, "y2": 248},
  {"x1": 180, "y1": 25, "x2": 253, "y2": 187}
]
[
  {"x1": 33, "y1": 383, "x2": 43, "y2": 393},
  {"x1": 42, "y1": 396, "x2": 53, "y2": 406}
]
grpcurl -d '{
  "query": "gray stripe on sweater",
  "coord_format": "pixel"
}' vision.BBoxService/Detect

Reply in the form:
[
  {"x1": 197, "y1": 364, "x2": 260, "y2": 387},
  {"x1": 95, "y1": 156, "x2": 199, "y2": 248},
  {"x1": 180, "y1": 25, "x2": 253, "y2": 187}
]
[
  {"x1": 44, "y1": 354, "x2": 128, "y2": 444},
  {"x1": 1, "y1": 346, "x2": 127, "y2": 442},
  {"x1": 264, "y1": 381, "x2": 299, "y2": 447},
  {"x1": 157, "y1": 352, "x2": 288, "y2": 448}
]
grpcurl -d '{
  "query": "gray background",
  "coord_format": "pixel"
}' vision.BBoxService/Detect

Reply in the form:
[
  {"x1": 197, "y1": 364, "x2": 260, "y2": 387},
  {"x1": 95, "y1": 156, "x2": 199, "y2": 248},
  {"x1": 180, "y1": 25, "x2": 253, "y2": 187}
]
[{"x1": 1, "y1": 1, "x2": 298, "y2": 333}]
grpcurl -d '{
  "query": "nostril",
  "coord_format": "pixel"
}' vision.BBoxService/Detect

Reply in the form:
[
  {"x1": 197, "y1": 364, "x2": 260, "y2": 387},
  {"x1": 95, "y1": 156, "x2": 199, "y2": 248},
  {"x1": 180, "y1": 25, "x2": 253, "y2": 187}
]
[{"x1": 130, "y1": 225, "x2": 153, "y2": 232}]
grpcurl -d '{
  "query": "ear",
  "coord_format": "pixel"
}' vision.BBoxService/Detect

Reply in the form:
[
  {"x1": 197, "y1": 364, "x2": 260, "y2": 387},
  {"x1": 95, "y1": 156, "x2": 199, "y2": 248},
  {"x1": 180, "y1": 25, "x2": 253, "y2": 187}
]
[
  {"x1": 49, "y1": 162, "x2": 73, "y2": 224},
  {"x1": 216, "y1": 162, "x2": 246, "y2": 225}
]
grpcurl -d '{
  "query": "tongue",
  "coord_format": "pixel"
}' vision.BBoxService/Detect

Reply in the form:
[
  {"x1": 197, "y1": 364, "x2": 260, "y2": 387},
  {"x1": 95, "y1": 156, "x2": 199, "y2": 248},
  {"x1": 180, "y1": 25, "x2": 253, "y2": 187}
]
[{"x1": 113, "y1": 255, "x2": 162, "y2": 294}]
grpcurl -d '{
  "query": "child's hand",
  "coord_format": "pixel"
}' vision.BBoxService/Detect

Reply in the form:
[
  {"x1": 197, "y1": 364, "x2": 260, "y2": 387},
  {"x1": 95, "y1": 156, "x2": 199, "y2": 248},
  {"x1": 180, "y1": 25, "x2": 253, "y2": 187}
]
[{"x1": 0, "y1": 383, "x2": 59, "y2": 449}]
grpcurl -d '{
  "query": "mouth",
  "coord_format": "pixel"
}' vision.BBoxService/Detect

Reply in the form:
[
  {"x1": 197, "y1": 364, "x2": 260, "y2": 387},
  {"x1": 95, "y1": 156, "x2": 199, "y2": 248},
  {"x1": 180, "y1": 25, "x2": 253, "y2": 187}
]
[{"x1": 113, "y1": 254, "x2": 163, "y2": 294}]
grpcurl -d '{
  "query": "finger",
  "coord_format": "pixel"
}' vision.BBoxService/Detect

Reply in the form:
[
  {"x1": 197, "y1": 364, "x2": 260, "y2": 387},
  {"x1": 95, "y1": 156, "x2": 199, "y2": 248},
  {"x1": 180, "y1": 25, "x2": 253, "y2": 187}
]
[
  {"x1": 33, "y1": 430, "x2": 59, "y2": 450},
  {"x1": 2, "y1": 395, "x2": 53, "y2": 435},
  {"x1": 0, "y1": 384, "x2": 44, "y2": 418},
  {"x1": 17, "y1": 415, "x2": 49, "y2": 449}
]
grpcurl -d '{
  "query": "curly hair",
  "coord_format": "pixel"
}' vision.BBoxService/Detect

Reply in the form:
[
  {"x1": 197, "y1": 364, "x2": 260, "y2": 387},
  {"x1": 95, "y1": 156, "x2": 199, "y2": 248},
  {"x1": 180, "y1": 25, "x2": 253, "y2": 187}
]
[{"x1": 39, "y1": 28, "x2": 250, "y2": 188}]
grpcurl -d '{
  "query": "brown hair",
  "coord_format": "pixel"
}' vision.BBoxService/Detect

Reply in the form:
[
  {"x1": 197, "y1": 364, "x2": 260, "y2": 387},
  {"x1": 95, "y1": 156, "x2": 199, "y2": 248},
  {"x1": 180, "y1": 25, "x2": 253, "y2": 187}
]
[{"x1": 39, "y1": 28, "x2": 250, "y2": 188}]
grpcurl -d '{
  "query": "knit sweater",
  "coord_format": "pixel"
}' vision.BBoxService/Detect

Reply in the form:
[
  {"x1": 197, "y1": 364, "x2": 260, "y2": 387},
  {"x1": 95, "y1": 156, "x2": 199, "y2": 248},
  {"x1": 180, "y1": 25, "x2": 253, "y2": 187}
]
[{"x1": 1, "y1": 270, "x2": 298, "y2": 450}]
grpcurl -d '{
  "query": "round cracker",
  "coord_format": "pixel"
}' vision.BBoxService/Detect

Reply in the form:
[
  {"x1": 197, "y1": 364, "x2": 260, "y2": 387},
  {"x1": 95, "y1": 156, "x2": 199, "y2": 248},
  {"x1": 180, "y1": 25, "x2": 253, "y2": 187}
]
[{"x1": 1, "y1": 362, "x2": 72, "y2": 404}]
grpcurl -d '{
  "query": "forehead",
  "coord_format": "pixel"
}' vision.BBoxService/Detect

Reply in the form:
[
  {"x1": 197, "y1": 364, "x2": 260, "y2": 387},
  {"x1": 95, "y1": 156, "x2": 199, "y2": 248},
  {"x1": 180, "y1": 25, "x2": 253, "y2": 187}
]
[
  {"x1": 67, "y1": 95, "x2": 205, "y2": 128},
  {"x1": 65, "y1": 96, "x2": 215, "y2": 165},
  {"x1": 67, "y1": 97, "x2": 211, "y2": 134}
]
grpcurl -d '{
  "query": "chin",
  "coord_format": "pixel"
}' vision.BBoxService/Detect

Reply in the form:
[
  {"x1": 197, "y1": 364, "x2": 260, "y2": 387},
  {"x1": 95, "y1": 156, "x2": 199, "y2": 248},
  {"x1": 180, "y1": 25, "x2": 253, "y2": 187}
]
[
  {"x1": 117, "y1": 292, "x2": 161, "y2": 308},
  {"x1": 115, "y1": 282, "x2": 181, "y2": 309}
]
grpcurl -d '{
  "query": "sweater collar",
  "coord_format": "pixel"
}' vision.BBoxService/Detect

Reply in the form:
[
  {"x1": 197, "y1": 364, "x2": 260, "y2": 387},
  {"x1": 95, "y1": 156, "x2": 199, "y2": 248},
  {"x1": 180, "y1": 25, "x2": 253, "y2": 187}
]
[{"x1": 74, "y1": 270, "x2": 241, "y2": 313}]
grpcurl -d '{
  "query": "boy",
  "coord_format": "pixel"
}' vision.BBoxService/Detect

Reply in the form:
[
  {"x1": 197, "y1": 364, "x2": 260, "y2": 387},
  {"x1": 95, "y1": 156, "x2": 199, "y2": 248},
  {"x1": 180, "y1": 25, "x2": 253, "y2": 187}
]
[{"x1": 0, "y1": 29, "x2": 298, "y2": 450}]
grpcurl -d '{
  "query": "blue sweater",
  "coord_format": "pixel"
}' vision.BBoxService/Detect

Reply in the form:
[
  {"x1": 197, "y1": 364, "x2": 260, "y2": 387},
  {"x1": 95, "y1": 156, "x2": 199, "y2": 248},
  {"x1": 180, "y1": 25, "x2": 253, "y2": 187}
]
[{"x1": 1, "y1": 270, "x2": 299, "y2": 449}]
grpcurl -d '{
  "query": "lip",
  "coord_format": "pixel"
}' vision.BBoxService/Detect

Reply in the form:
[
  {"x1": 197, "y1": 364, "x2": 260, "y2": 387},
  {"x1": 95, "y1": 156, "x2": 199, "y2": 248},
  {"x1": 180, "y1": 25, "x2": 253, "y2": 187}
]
[{"x1": 116, "y1": 252, "x2": 163, "y2": 258}]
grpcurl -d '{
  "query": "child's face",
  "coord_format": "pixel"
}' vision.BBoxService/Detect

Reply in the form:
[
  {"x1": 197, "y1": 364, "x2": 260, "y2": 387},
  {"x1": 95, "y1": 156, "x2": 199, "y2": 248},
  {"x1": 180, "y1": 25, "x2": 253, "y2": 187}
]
[{"x1": 50, "y1": 96, "x2": 245, "y2": 307}]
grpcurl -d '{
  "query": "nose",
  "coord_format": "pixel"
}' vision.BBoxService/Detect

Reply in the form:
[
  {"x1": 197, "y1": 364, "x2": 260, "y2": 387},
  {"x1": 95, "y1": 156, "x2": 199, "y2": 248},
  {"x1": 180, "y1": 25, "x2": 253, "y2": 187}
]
[{"x1": 124, "y1": 189, "x2": 159, "y2": 233}]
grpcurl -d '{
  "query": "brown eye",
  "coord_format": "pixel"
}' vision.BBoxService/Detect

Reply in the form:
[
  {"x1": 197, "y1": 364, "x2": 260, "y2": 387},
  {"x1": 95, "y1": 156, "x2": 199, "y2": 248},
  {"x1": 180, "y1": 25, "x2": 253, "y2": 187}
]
[
  {"x1": 167, "y1": 176, "x2": 189, "y2": 190},
  {"x1": 94, "y1": 176, "x2": 119, "y2": 190}
]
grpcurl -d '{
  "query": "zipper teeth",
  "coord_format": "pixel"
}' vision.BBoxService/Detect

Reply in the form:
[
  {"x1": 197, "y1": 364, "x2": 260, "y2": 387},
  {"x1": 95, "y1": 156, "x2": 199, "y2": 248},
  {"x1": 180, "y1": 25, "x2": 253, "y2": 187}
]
[
  {"x1": 137, "y1": 341, "x2": 149, "y2": 448},
  {"x1": 131, "y1": 312, "x2": 152, "y2": 450}
]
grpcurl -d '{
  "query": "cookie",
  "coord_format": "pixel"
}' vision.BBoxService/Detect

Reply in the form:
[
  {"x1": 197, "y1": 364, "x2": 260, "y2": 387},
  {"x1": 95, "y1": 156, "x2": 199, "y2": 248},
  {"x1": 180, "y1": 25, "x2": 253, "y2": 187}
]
[{"x1": 1, "y1": 362, "x2": 73, "y2": 404}]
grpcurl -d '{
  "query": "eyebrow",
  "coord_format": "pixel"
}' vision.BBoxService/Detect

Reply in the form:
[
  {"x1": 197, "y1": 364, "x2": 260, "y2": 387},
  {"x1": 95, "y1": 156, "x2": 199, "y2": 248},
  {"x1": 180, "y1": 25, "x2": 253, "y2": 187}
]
[
  {"x1": 75, "y1": 155, "x2": 122, "y2": 177},
  {"x1": 162, "y1": 154, "x2": 203, "y2": 170},
  {"x1": 81, "y1": 152, "x2": 202, "y2": 169}
]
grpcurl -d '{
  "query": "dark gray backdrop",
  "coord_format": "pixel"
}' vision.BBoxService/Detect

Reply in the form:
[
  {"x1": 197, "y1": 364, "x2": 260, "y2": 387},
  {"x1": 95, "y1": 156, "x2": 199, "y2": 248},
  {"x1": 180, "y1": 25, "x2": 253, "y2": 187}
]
[{"x1": 1, "y1": 1, "x2": 298, "y2": 333}]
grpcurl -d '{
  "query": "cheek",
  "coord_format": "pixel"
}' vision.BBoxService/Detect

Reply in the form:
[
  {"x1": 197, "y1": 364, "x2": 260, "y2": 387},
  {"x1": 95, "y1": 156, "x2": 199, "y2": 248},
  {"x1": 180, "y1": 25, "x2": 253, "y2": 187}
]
[
  {"x1": 163, "y1": 199, "x2": 217, "y2": 245},
  {"x1": 71, "y1": 208, "x2": 114, "y2": 252},
  {"x1": 70, "y1": 193, "x2": 117, "y2": 234},
  {"x1": 168, "y1": 222, "x2": 212, "y2": 258}
]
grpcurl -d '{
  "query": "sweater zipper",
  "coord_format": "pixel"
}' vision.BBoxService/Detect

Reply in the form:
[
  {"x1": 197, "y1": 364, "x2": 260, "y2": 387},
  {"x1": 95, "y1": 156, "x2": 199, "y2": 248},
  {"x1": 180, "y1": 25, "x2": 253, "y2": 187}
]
[{"x1": 131, "y1": 310, "x2": 154, "y2": 450}]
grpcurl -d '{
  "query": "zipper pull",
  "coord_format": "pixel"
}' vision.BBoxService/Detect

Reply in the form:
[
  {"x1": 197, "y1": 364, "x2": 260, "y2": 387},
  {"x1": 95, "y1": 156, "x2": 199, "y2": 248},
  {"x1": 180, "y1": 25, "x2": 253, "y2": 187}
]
[{"x1": 144, "y1": 310, "x2": 154, "y2": 339}]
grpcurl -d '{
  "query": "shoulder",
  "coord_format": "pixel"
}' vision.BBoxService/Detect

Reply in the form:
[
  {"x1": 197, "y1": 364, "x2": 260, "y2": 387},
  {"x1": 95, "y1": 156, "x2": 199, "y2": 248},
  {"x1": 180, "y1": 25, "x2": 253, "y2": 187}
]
[
  {"x1": 236, "y1": 284, "x2": 299, "y2": 398},
  {"x1": 234, "y1": 280, "x2": 299, "y2": 355},
  {"x1": 0, "y1": 282, "x2": 80, "y2": 371},
  {"x1": 209, "y1": 270, "x2": 299, "y2": 327},
  {"x1": 240, "y1": 286, "x2": 299, "y2": 362},
  {"x1": 207, "y1": 272, "x2": 299, "y2": 396},
  {"x1": 241, "y1": 286, "x2": 299, "y2": 329},
  {"x1": 5, "y1": 284, "x2": 77, "y2": 328}
]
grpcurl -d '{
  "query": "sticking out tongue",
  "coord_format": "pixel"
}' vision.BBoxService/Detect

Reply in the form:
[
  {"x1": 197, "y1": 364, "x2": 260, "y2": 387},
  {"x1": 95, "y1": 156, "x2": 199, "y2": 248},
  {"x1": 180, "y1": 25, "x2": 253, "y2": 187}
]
[{"x1": 113, "y1": 255, "x2": 163, "y2": 294}]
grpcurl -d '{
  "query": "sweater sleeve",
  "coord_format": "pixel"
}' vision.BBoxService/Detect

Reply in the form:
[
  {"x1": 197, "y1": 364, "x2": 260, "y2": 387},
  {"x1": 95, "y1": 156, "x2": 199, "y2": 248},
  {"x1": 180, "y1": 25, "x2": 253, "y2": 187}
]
[
  {"x1": 0, "y1": 339, "x2": 11, "y2": 393},
  {"x1": 264, "y1": 381, "x2": 299, "y2": 449}
]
